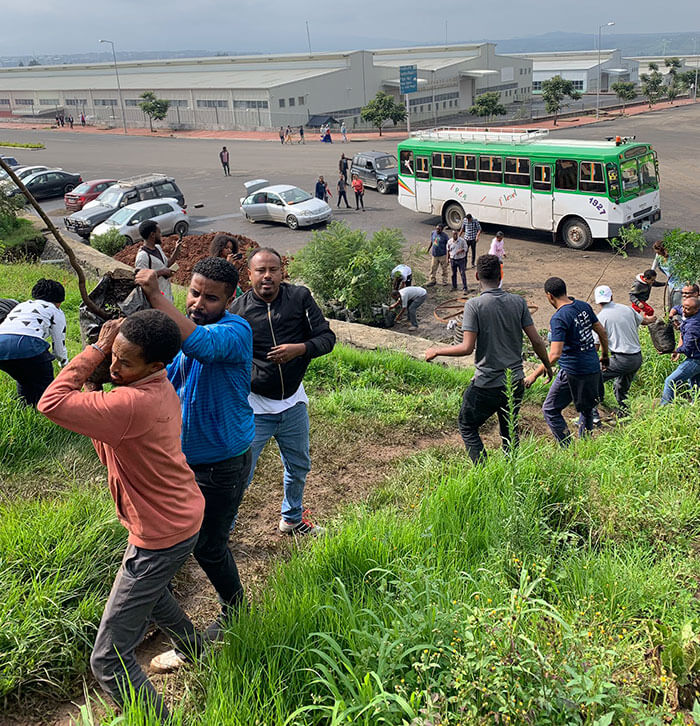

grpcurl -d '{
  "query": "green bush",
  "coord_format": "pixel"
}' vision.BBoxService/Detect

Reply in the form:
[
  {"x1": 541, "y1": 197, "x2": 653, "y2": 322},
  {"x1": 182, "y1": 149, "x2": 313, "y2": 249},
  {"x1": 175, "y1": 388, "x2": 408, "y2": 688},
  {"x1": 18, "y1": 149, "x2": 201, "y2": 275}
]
[
  {"x1": 0, "y1": 212, "x2": 46, "y2": 259},
  {"x1": 91, "y1": 227, "x2": 127, "y2": 257},
  {"x1": 0, "y1": 141, "x2": 45, "y2": 149},
  {"x1": 288, "y1": 221, "x2": 403, "y2": 322},
  {"x1": 662, "y1": 228, "x2": 700, "y2": 286}
]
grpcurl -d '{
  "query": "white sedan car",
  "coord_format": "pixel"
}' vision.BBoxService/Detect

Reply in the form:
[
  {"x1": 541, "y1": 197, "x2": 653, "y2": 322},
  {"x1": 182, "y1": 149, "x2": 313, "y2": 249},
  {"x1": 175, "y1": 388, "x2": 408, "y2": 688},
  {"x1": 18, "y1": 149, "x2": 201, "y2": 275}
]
[
  {"x1": 90, "y1": 198, "x2": 188, "y2": 244},
  {"x1": 240, "y1": 180, "x2": 332, "y2": 230}
]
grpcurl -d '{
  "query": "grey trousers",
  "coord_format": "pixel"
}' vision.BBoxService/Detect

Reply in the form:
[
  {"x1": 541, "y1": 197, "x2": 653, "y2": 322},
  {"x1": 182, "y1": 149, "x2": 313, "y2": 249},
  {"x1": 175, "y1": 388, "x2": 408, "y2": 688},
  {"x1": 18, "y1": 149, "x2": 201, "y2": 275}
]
[
  {"x1": 90, "y1": 533, "x2": 201, "y2": 719},
  {"x1": 406, "y1": 294, "x2": 427, "y2": 327},
  {"x1": 603, "y1": 351, "x2": 642, "y2": 410}
]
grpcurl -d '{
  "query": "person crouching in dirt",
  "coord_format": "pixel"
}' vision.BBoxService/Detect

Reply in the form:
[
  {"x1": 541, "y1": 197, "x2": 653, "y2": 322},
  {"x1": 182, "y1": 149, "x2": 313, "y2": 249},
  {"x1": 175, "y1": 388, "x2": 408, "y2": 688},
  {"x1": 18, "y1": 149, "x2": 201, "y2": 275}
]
[
  {"x1": 135, "y1": 259, "x2": 254, "y2": 668},
  {"x1": 38, "y1": 311, "x2": 205, "y2": 720}
]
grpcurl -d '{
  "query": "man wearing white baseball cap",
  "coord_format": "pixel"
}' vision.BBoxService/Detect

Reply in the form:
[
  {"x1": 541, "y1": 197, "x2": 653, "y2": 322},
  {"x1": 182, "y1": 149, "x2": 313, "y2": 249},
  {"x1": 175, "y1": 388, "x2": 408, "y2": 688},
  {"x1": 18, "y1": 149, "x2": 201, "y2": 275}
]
[{"x1": 593, "y1": 284, "x2": 655, "y2": 416}]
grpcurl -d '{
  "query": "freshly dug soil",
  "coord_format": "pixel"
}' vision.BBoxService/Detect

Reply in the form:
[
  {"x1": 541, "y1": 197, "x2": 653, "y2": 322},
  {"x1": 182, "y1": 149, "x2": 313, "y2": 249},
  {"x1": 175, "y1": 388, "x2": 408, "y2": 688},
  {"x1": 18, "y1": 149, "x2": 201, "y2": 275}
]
[{"x1": 114, "y1": 232, "x2": 261, "y2": 290}]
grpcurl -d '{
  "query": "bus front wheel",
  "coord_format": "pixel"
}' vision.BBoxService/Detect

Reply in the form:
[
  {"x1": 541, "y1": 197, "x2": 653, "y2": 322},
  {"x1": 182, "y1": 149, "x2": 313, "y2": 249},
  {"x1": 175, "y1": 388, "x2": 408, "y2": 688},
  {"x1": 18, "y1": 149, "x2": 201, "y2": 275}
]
[
  {"x1": 561, "y1": 217, "x2": 593, "y2": 250},
  {"x1": 443, "y1": 202, "x2": 465, "y2": 231}
]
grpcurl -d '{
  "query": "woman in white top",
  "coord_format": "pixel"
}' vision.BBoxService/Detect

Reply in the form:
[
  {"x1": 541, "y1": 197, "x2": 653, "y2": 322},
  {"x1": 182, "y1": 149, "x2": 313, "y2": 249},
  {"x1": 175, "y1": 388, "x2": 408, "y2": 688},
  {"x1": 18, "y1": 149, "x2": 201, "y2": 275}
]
[{"x1": 0, "y1": 278, "x2": 67, "y2": 406}]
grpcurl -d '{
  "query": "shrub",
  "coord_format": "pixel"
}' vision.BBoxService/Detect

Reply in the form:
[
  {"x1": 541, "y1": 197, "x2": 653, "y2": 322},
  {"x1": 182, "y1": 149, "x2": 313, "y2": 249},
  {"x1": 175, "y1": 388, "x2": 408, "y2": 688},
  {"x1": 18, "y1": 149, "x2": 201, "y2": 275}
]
[
  {"x1": 288, "y1": 221, "x2": 403, "y2": 322},
  {"x1": 662, "y1": 228, "x2": 700, "y2": 286},
  {"x1": 91, "y1": 227, "x2": 127, "y2": 257}
]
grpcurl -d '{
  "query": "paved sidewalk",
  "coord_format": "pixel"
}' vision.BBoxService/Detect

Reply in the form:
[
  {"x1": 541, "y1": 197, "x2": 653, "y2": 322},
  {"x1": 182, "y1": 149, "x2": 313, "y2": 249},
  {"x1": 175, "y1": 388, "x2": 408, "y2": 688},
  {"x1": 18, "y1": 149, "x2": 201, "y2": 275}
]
[{"x1": 0, "y1": 98, "x2": 694, "y2": 143}]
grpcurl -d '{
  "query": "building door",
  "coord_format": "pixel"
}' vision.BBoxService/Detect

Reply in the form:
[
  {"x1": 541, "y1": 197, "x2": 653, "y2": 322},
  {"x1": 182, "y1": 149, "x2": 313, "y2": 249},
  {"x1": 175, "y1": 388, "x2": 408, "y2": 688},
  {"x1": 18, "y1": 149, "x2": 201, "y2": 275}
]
[{"x1": 415, "y1": 156, "x2": 432, "y2": 213}]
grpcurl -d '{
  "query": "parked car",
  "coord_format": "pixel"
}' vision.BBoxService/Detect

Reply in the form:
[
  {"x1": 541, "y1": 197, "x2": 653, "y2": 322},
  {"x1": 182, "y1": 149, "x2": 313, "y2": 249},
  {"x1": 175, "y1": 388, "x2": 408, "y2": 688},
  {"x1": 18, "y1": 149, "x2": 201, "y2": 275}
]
[
  {"x1": 240, "y1": 179, "x2": 331, "y2": 230},
  {"x1": 64, "y1": 179, "x2": 117, "y2": 212},
  {"x1": 6, "y1": 168, "x2": 82, "y2": 200},
  {"x1": 0, "y1": 155, "x2": 21, "y2": 169},
  {"x1": 350, "y1": 151, "x2": 399, "y2": 193},
  {"x1": 0, "y1": 165, "x2": 50, "y2": 189},
  {"x1": 65, "y1": 173, "x2": 185, "y2": 240},
  {"x1": 90, "y1": 198, "x2": 188, "y2": 245}
]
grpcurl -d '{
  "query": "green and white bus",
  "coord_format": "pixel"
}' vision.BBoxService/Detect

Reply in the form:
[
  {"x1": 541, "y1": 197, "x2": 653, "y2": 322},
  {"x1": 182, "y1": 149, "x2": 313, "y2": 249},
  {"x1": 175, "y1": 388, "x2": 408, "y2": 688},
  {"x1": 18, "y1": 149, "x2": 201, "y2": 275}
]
[{"x1": 397, "y1": 128, "x2": 661, "y2": 250}]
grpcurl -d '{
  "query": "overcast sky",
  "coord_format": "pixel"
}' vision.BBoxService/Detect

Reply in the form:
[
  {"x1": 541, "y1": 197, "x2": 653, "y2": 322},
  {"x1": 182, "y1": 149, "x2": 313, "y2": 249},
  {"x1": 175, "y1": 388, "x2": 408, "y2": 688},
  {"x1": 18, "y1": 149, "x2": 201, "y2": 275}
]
[{"x1": 4, "y1": 0, "x2": 698, "y2": 56}]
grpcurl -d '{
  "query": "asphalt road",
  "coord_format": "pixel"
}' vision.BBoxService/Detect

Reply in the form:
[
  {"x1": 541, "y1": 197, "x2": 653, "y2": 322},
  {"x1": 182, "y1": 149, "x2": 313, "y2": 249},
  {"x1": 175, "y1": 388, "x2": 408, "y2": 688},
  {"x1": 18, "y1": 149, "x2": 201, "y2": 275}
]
[{"x1": 4, "y1": 103, "x2": 698, "y2": 259}]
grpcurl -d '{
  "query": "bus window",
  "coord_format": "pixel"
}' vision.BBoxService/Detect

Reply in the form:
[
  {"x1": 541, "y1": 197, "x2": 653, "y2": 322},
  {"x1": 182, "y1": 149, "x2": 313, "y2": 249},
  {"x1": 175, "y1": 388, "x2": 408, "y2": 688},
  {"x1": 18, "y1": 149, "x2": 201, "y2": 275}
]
[
  {"x1": 606, "y1": 163, "x2": 621, "y2": 199},
  {"x1": 578, "y1": 161, "x2": 606, "y2": 193},
  {"x1": 639, "y1": 154, "x2": 658, "y2": 187},
  {"x1": 415, "y1": 156, "x2": 430, "y2": 180},
  {"x1": 478, "y1": 155, "x2": 502, "y2": 184},
  {"x1": 454, "y1": 154, "x2": 476, "y2": 181},
  {"x1": 621, "y1": 160, "x2": 639, "y2": 193},
  {"x1": 400, "y1": 150, "x2": 414, "y2": 176},
  {"x1": 505, "y1": 157, "x2": 530, "y2": 187},
  {"x1": 555, "y1": 159, "x2": 578, "y2": 191},
  {"x1": 532, "y1": 164, "x2": 551, "y2": 191},
  {"x1": 432, "y1": 152, "x2": 453, "y2": 180}
]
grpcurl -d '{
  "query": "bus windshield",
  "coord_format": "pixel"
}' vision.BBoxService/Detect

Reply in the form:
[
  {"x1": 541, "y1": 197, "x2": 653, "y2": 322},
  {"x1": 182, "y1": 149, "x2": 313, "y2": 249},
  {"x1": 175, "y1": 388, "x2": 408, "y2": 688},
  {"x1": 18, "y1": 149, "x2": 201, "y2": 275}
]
[
  {"x1": 639, "y1": 153, "x2": 658, "y2": 188},
  {"x1": 620, "y1": 160, "x2": 639, "y2": 194}
]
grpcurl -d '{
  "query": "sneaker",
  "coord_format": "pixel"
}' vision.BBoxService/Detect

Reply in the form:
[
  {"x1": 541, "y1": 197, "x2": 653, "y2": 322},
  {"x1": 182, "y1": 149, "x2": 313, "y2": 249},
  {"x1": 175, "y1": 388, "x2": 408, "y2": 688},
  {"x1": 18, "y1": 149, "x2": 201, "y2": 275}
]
[
  {"x1": 150, "y1": 649, "x2": 188, "y2": 674},
  {"x1": 279, "y1": 510, "x2": 325, "y2": 535}
]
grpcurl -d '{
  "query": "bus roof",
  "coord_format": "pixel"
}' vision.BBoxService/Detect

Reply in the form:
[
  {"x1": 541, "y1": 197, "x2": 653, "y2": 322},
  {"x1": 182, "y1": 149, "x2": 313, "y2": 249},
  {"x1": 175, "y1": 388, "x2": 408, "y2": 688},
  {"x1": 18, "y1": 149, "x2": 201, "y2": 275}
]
[{"x1": 398, "y1": 129, "x2": 650, "y2": 162}]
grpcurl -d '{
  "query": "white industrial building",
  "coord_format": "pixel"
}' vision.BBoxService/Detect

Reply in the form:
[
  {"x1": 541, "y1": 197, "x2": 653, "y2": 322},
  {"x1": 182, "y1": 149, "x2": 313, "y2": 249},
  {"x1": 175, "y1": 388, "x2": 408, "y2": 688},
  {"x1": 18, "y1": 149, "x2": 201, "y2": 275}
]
[
  {"x1": 630, "y1": 55, "x2": 700, "y2": 78},
  {"x1": 507, "y1": 50, "x2": 638, "y2": 94},
  {"x1": 0, "y1": 43, "x2": 532, "y2": 131}
]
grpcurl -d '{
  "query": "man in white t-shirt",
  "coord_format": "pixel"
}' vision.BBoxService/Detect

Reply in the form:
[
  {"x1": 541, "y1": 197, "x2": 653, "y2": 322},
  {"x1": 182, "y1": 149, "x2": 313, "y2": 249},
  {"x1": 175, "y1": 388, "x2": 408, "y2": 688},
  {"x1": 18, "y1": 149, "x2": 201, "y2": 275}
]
[
  {"x1": 391, "y1": 264, "x2": 413, "y2": 290},
  {"x1": 593, "y1": 284, "x2": 655, "y2": 415},
  {"x1": 134, "y1": 221, "x2": 181, "y2": 302},
  {"x1": 389, "y1": 285, "x2": 428, "y2": 328},
  {"x1": 0, "y1": 278, "x2": 67, "y2": 406}
]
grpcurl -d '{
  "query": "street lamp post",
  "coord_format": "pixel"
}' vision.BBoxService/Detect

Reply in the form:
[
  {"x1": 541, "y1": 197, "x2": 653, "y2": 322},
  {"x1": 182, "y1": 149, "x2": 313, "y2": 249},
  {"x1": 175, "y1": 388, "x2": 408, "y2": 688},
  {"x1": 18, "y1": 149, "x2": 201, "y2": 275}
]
[
  {"x1": 99, "y1": 39, "x2": 127, "y2": 134},
  {"x1": 596, "y1": 21, "x2": 615, "y2": 119}
]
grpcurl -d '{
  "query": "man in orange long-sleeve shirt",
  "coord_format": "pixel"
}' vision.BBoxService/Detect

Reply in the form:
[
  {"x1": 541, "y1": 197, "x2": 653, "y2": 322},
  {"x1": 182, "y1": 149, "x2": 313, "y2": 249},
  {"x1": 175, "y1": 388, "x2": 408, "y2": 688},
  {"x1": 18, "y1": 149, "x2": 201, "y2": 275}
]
[{"x1": 38, "y1": 310, "x2": 204, "y2": 719}]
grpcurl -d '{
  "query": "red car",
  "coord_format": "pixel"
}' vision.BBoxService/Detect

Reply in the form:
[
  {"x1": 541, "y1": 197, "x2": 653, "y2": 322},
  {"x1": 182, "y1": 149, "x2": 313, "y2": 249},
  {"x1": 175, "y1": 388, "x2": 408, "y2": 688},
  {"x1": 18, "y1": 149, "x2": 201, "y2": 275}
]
[{"x1": 64, "y1": 179, "x2": 117, "y2": 212}]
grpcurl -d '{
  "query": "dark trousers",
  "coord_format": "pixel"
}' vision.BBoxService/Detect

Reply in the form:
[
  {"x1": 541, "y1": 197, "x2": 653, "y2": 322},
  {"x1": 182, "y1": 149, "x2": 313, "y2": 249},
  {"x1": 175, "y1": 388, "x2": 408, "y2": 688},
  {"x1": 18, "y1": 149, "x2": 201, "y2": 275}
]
[
  {"x1": 222, "y1": 162, "x2": 230, "y2": 176},
  {"x1": 451, "y1": 257, "x2": 468, "y2": 290},
  {"x1": 543, "y1": 370, "x2": 599, "y2": 445},
  {"x1": 0, "y1": 350, "x2": 54, "y2": 406},
  {"x1": 458, "y1": 380, "x2": 524, "y2": 463},
  {"x1": 189, "y1": 449, "x2": 251, "y2": 616},
  {"x1": 90, "y1": 534, "x2": 200, "y2": 719},
  {"x1": 603, "y1": 351, "x2": 642, "y2": 411},
  {"x1": 337, "y1": 190, "x2": 350, "y2": 208},
  {"x1": 465, "y1": 240, "x2": 477, "y2": 266},
  {"x1": 355, "y1": 191, "x2": 364, "y2": 209}
]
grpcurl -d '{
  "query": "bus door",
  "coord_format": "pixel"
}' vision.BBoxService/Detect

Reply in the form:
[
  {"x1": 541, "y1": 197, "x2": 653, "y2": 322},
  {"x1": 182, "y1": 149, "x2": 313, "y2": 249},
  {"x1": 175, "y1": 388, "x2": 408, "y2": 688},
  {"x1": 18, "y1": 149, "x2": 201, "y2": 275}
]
[
  {"x1": 398, "y1": 149, "x2": 417, "y2": 211},
  {"x1": 531, "y1": 162, "x2": 554, "y2": 231},
  {"x1": 414, "y1": 156, "x2": 432, "y2": 213}
]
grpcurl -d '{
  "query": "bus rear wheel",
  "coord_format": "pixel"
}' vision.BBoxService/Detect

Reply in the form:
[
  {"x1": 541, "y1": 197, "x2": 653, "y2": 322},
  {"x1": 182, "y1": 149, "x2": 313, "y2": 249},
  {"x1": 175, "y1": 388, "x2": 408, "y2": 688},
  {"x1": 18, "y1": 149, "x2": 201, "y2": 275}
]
[
  {"x1": 443, "y1": 202, "x2": 465, "y2": 231},
  {"x1": 561, "y1": 217, "x2": 593, "y2": 250}
]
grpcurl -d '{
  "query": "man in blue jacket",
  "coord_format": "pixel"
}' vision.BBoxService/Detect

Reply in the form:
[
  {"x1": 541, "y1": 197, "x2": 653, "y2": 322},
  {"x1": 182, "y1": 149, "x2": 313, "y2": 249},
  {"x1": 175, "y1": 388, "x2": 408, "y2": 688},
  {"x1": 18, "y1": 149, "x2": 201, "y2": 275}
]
[
  {"x1": 135, "y1": 258, "x2": 254, "y2": 669},
  {"x1": 661, "y1": 296, "x2": 700, "y2": 404},
  {"x1": 230, "y1": 248, "x2": 335, "y2": 536}
]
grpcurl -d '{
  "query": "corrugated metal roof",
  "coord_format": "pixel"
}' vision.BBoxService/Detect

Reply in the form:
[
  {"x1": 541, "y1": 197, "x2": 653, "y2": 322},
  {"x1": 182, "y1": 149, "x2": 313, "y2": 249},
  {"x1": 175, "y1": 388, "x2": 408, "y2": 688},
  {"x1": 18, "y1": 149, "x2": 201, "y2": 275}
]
[
  {"x1": 0, "y1": 66, "x2": 341, "y2": 92},
  {"x1": 374, "y1": 57, "x2": 478, "y2": 72},
  {"x1": 532, "y1": 59, "x2": 606, "y2": 71}
]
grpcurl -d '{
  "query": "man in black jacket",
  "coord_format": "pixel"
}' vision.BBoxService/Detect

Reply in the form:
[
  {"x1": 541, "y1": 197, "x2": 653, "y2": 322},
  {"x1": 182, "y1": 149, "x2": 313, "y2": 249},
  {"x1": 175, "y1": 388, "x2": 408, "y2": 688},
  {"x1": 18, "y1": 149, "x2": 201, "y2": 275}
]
[{"x1": 230, "y1": 248, "x2": 336, "y2": 535}]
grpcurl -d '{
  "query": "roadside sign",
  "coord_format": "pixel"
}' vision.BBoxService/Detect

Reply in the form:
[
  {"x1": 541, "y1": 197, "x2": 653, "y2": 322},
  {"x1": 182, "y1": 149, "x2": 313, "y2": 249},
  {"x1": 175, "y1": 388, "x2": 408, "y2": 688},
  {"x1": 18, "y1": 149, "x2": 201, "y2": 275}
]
[{"x1": 399, "y1": 65, "x2": 418, "y2": 95}]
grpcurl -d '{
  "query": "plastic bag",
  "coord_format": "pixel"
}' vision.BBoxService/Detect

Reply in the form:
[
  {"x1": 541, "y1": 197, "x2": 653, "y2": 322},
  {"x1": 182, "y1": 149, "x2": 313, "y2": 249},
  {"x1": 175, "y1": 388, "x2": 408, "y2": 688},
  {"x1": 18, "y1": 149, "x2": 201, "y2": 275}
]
[
  {"x1": 78, "y1": 269, "x2": 150, "y2": 383},
  {"x1": 648, "y1": 319, "x2": 676, "y2": 354}
]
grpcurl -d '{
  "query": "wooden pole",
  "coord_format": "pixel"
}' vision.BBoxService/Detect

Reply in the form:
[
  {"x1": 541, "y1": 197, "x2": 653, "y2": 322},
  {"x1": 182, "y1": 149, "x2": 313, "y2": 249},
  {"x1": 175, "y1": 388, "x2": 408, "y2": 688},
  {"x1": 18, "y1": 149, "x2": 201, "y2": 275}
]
[{"x1": 0, "y1": 157, "x2": 108, "y2": 319}]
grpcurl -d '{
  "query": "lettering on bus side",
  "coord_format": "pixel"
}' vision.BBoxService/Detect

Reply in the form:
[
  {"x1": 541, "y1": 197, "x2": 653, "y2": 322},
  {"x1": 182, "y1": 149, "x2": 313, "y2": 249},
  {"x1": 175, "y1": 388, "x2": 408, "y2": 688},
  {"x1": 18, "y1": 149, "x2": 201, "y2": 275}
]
[
  {"x1": 449, "y1": 183, "x2": 468, "y2": 201},
  {"x1": 589, "y1": 198, "x2": 607, "y2": 215}
]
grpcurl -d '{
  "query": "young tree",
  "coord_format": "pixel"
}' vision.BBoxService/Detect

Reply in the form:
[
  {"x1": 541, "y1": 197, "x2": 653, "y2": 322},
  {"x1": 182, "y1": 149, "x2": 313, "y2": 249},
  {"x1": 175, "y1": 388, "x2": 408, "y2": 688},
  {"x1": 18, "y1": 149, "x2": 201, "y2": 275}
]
[
  {"x1": 28, "y1": 59, "x2": 40, "y2": 66},
  {"x1": 640, "y1": 63, "x2": 664, "y2": 108},
  {"x1": 611, "y1": 81, "x2": 637, "y2": 114},
  {"x1": 138, "y1": 91, "x2": 171, "y2": 131},
  {"x1": 361, "y1": 92, "x2": 407, "y2": 136},
  {"x1": 540, "y1": 75, "x2": 582, "y2": 126},
  {"x1": 469, "y1": 92, "x2": 507, "y2": 121},
  {"x1": 664, "y1": 57, "x2": 683, "y2": 104}
]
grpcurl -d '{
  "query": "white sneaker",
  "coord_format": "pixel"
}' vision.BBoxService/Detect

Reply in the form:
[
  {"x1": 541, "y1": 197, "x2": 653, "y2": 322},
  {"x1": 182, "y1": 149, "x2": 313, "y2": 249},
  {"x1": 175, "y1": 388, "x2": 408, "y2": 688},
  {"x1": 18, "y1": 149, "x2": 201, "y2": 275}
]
[
  {"x1": 149, "y1": 649, "x2": 188, "y2": 674},
  {"x1": 278, "y1": 510, "x2": 325, "y2": 536}
]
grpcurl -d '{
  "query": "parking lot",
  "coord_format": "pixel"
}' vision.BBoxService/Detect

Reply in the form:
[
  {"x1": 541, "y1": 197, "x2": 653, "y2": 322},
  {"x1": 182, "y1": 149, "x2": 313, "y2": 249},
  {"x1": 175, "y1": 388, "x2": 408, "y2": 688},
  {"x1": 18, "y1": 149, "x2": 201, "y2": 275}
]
[{"x1": 4, "y1": 103, "x2": 698, "y2": 331}]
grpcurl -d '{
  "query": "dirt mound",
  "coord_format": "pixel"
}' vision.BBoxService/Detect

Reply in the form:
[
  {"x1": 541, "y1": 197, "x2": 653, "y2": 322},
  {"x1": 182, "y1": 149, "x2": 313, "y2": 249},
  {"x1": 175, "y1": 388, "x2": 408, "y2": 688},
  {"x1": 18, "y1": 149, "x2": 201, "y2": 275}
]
[{"x1": 114, "y1": 232, "x2": 260, "y2": 290}]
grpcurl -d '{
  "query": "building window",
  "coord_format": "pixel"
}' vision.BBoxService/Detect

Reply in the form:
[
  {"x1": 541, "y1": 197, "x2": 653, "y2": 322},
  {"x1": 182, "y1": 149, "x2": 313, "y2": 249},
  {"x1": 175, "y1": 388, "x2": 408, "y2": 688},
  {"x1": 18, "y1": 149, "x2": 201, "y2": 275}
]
[
  {"x1": 532, "y1": 81, "x2": 542, "y2": 91},
  {"x1": 95, "y1": 99, "x2": 118, "y2": 106},
  {"x1": 196, "y1": 100, "x2": 228, "y2": 108},
  {"x1": 65, "y1": 98, "x2": 87, "y2": 106},
  {"x1": 125, "y1": 99, "x2": 140, "y2": 107},
  {"x1": 234, "y1": 100, "x2": 267, "y2": 109},
  {"x1": 39, "y1": 98, "x2": 59, "y2": 106},
  {"x1": 166, "y1": 99, "x2": 189, "y2": 107},
  {"x1": 0, "y1": 99, "x2": 10, "y2": 105},
  {"x1": 279, "y1": 98, "x2": 285, "y2": 108},
  {"x1": 15, "y1": 99, "x2": 33, "y2": 106},
  {"x1": 289, "y1": 97, "x2": 295, "y2": 106},
  {"x1": 572, "y1": 80, "x2": 584, "y2": 91},
  {"x1": 298, "y1": 96, "x2": 305, "y2": 105}
]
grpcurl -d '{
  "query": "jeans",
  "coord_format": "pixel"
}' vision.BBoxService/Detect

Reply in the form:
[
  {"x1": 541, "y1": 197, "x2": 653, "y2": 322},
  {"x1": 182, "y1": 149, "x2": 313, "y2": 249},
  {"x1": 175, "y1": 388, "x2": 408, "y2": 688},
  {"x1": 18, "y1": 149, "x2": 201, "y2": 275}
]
[
  {"x1": 406, "y1": 293, "x2": 427, "y2": 327},
  {"x1": 450, "y1": 257, "x2": 467, "y2": 290},
  {"x1": 355, "y1": 191, "x2": 364, "y2": 209},
  {"x1": 337, "y1": 190, "x2": 350, "y2": 208},
  {"x1": 90, "y1": 534, "x2": 200, "y2": 719},
  {"x1": 0, "y1": 346, "x2": 54, "y2": 407},
  {"x1": 247, "y1": 402, "x2": 311, "y2": 523},
  {"x1": 221, "y1": 162, "x2": 230, "y2": 176},
  {"x1": 429, "y1": 254, "x2": 448, "y2": 284},
  {"x1": 543, "y1": 370, "x2": 597, "y2": 445},
  {"x1": 189, "y1": 450, "x2": 251, "y2": 615},
  {"x1": 458, "y1": 380, "x2": 524, "y2": 463},
  {"x1": 661, "y1": 358, "x2": 700, "y2": 404},
  {"x1": 465, "y1": 240, "x2": 477, "y2": 266}
]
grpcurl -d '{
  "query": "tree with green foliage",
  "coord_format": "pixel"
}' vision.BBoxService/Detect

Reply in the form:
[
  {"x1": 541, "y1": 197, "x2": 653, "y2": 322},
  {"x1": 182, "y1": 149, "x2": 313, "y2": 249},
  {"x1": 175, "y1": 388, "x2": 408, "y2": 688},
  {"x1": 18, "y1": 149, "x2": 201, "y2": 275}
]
[
  {"x1": 360, "y1": 92, "x2": 406, "y2": 136},
  {"x1": 640, "y1": 63, "x2": 664, "y2": 108},
  {"x1": 677, "y1": 70, "x2": 697, "y2": 93},
  {"x1": 138, "y1": 91, "x2": 171, "y2": 131},
  {"x1": 664, "y1": 57, "x2": 683, "y2": 104},
  {"x1": 661, "y1": 229, "x2": 700, "y2": 286},
  {"x1": 611, "y1": 81, "x2": 637, "y2": 113},
  {"x1": 288, "y1": 221, "x2": 403, "y2": 322},
  {"x1": 469, "y1": 92, "x2": 507, "y2": 121},
  {"x1": 540, "y1": 75, "x2": 582, "y2": 126},
  {"x1": 28, "y1": 59, "x2": 40, "y2": 66}
]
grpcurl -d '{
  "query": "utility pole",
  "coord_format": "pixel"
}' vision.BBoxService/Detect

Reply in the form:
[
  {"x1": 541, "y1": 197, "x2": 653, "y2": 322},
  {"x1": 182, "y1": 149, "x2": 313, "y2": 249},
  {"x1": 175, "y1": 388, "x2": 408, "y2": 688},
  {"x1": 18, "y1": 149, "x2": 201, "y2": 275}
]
[
  {"x1": 99, "y1": 39, "x2": 127, "y2": 134},
  {"x1": 306, "y1": 21, "x2": 312, "y2": 56},
  {"x1": 596, "y1": 21, "x2": 615, "y2": 120}
]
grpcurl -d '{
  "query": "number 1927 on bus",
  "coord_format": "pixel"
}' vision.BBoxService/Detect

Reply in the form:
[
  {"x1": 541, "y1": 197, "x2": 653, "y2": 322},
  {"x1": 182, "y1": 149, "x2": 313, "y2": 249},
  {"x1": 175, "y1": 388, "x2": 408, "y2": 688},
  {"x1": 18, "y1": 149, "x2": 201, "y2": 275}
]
[{"x1": 589, "y1": 198, "x2": 607, "y2": 215}]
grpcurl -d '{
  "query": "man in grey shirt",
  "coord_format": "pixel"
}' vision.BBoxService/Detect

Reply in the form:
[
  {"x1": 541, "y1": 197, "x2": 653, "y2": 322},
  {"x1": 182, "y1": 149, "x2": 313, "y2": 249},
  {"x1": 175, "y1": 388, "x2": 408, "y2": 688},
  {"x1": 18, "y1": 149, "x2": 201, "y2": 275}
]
[
  {"x1": 426, "y1": 254, "x2": 552, "y2": 463},
  {"x1": 592, "y1": 285, "x2": 655, "y2": 416}
]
